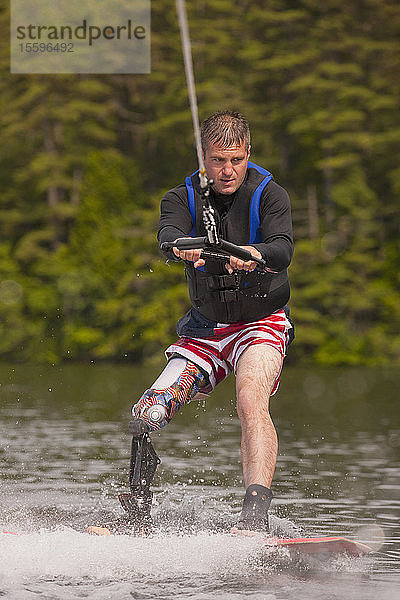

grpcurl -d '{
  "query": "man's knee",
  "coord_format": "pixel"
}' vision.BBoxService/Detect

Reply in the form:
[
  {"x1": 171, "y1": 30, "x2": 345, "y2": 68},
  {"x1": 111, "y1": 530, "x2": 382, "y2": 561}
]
[
  {"x1": 236, "y1": 345, "x2": 282, "y2": 398},
  {"x1": 236, "y1": 387, "x2": 270, "y2": 423},
  {"x1": 132, "y1": 359, "x2": 208, "y2": 431}
]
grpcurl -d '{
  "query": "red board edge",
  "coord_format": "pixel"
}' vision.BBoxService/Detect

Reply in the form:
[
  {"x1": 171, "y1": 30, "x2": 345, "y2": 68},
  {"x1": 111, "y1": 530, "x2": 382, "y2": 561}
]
[{"x1": 269, "y1": 536, "x2": 373, "y2": 556}]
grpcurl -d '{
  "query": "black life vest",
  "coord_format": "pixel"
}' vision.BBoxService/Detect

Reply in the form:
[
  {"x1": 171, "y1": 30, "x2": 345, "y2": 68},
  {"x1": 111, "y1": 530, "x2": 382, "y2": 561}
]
[{"x1": 184, "y1": 162, "x2": 290, "y2": 323}]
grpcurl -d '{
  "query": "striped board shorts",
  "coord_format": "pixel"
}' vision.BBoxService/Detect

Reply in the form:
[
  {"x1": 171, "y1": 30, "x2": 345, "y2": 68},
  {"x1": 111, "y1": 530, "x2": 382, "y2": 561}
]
[{"x1": 165, "y1": 308, "x2": 293, "y2": 395}]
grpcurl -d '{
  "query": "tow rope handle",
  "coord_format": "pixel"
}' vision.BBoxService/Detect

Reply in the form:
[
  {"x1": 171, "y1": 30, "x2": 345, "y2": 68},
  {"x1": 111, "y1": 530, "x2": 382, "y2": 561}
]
[{"x1": 161, "y1": 238, "x2": 267, "y2": 269}]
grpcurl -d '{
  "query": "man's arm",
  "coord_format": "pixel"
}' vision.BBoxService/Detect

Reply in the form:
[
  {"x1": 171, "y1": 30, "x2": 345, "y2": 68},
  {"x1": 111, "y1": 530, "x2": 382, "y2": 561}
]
[
  {"x1": 157, "y1": 185, "x2": 206, "y2": 267},
  {"x1": 157, "y1": 185, "x2": 193, "y2": 260}
]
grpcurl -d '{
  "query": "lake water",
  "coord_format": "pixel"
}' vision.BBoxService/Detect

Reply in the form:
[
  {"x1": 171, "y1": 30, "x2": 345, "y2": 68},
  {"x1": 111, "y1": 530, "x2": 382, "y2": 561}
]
[{"x1": 0, "y1": 363, "x2": 399, "y2": 599}]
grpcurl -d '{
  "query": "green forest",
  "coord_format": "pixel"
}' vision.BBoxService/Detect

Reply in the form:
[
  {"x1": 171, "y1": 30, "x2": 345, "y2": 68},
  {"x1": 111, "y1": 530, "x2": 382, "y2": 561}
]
[{"x1": 0, "y1": 0, "x2": 399, "y2": 366}]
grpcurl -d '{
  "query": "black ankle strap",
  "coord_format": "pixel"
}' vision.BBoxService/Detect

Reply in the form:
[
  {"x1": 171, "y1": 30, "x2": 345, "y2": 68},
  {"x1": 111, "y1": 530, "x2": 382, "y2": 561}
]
[
  {"x1": 243, "y1": 484, "x2": 273, "y2": 506},
  {"x1": 238, "y1": 485, "x2": 273, "y2": 532}
]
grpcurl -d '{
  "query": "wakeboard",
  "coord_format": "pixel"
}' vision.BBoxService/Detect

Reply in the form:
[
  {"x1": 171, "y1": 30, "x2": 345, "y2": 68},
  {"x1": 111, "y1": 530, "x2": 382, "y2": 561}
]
[{"x1": 84, "y1": 527, "x2": 373, "y2": 557}]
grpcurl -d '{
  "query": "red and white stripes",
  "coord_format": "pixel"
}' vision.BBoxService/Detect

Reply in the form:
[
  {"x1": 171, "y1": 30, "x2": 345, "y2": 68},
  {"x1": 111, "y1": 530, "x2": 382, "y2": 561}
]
[{"x1": 166, "y1": 309, "x2": 292, "y2": 393}]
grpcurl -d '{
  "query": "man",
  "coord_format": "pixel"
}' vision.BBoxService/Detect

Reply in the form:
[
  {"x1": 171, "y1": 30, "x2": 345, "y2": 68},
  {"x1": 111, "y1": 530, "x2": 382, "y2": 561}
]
[{"x1": 133, "y1": 110, "x2": 294, "y2": 532}]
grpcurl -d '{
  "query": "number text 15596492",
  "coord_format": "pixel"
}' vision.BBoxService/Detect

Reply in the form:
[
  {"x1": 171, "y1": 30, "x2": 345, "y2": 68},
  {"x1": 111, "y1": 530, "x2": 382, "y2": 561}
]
[{"x1": 19, "y1": 42, "x2": 74, "y2": 53}]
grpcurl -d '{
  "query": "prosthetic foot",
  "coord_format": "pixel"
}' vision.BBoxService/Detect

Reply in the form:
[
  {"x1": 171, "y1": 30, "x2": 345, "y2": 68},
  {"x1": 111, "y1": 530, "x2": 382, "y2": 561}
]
[
  {"x1": 237, "y1": 484, "x2": 273, "y2": 532},
  {"x1": 117, "y1": 419, "x2": 161, "y2": 534},
  {"x1": 87, "y1": 419, "x2": 160, "y2": 536}
]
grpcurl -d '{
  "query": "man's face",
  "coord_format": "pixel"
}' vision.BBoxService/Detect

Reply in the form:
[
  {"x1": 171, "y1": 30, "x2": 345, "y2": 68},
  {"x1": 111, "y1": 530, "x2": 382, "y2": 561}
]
[{"x1": 203, "y1": 140, "x2": 250, "y2": 195}]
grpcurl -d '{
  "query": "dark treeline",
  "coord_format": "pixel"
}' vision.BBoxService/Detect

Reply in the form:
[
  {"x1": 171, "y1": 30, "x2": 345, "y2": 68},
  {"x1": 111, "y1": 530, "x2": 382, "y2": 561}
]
[{"x1": 0, "y1": 0, "x2": 399, "y2": 365}]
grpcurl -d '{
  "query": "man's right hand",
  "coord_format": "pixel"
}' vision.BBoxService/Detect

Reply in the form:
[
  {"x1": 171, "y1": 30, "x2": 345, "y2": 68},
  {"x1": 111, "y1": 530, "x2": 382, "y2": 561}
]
[{"x1": 172, "y1": 239, "x2": 205, "y2": 268}]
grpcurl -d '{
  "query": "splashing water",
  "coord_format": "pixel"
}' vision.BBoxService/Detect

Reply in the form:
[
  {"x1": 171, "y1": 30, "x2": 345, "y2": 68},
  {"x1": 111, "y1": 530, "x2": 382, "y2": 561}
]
[{"x1": 0, "y1": 363, "x2": 398, "y2": 599}]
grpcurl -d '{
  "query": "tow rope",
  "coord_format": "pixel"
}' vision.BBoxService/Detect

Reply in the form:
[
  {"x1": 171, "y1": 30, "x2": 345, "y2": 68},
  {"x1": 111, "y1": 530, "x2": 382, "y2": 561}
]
[{"x1": 175, "y1": 0, "x2": 219, "y2": 245}]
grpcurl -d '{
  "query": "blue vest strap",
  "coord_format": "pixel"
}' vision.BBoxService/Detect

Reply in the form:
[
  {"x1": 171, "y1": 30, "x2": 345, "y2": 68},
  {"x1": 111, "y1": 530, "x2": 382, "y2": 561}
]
[
  {"x1": 247, "y1": 162, "x2": 273, "y2": 244},
  {"x1": 185, "y1": 172, "x2": 198, "y2": 237}
]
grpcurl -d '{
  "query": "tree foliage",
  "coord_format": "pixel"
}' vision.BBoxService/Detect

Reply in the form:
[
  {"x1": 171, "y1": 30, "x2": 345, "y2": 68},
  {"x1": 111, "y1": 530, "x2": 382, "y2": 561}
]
[{"x1": 0, "y1": 0, "x2": 399, "y2": 365}]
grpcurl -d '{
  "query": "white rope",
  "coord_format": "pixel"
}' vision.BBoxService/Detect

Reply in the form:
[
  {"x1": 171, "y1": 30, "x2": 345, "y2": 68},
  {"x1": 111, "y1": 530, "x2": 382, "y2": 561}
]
[{"x1": 175, "y1": 0, "x2": 207, "y2": 188}]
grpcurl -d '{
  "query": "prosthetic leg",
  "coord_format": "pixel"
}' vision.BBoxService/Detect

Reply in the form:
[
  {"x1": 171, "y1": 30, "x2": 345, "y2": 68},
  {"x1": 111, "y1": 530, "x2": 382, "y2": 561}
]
[
  {"x1": 118, "y1": 358, "x2": 208, "y2": 533},
  {"x1": 88, "y1": 419, "x2": 161, "y2": 536},
  {"x1": 118, "y1": 419, "x2": 160, "y2": 534}
]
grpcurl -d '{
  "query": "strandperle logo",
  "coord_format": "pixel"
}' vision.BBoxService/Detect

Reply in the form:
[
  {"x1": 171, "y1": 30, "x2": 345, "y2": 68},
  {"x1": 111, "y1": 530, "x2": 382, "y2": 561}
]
[
  {"x1": 15, "y1": 19, "x2": 147, "y2": 47},
  {"x1": 10, "y1": 0, "x2": 150, "y2": 74}
]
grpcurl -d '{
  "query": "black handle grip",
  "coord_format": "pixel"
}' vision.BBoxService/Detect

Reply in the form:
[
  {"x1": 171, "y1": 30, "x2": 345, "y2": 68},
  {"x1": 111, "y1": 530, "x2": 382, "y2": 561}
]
[
  {"x1": 216, "y1": 239, "x2": 266, "y2": 267},
  {"x1": 160, "y1": 238, "x2": 266, "y2": 268},
  {"x1": 160, "y1": 238, "x2": 207, "y2": 251}
]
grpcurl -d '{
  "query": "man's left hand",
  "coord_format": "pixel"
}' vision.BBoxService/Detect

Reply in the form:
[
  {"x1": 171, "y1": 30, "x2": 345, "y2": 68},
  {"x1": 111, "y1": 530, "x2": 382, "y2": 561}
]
[{"x1": 225, "y1": 246, "x2": 262, "y2": 274}]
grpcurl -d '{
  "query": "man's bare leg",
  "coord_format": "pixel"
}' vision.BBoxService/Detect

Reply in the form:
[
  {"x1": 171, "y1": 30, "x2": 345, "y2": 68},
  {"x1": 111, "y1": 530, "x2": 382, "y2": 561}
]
[
  {"x1": 236, "y1": 344, "x2": 282, "y2": 487},
  {"x1": 234, "y1": 344, "x2": 283, "y2": 530}
]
